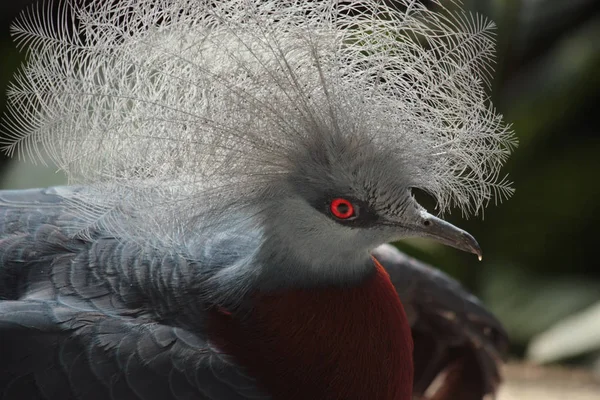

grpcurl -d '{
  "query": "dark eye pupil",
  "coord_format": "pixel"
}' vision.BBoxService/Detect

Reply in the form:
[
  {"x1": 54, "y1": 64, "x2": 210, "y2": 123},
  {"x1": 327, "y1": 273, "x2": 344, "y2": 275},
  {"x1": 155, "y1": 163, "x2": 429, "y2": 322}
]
[{"x1": 336, "y1": 203, "x2": 349, "y2": 213}]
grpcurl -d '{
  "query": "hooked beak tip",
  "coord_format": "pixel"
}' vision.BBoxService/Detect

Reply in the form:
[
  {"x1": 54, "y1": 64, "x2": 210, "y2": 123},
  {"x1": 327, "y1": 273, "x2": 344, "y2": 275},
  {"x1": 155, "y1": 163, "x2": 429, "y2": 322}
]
[
  {"x1": 468, "y1": 235, "x2": 483, "y2": 261},
  {"x1": 414, "y1": 209, "x2": 483, "y2": 260},
  {"x1": 451, "y1": 226, "x2": 482, "y2": 260}
]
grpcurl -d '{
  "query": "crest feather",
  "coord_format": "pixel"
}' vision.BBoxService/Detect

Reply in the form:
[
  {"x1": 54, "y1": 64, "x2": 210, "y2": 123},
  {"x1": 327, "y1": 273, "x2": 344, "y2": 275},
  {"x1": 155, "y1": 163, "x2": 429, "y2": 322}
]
[{"x1": 1, "y1": 0, "x2": 516, "y2": 244}]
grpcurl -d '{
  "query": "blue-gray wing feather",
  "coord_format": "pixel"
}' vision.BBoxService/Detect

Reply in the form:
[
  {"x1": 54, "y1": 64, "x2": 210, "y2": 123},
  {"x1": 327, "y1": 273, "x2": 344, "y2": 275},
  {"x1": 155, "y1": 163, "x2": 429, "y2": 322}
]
[
  {"x1": 0, "y1": 188, "x2": 267, "y2": 400},
  {"x1": 373, "y1": 244, "x2": 508, "y2": 399}
]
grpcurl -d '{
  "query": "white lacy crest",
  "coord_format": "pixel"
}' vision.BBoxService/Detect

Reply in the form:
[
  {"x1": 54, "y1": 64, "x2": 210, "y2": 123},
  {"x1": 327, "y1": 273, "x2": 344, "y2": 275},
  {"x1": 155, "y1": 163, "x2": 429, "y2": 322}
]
[{"x1": 1, "y1": 0, "x2": 516, "y2": 243}]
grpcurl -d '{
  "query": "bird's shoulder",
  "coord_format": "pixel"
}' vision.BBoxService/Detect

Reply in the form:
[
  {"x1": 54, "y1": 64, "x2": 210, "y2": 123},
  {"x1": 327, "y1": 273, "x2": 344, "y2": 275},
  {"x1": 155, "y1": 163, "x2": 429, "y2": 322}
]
[
  {"x1": 0, "y1": 187, "x2": 260, "y2": 308},
  {"x1": 0, "y1": 187, "x2": 268, "y2": 399}
]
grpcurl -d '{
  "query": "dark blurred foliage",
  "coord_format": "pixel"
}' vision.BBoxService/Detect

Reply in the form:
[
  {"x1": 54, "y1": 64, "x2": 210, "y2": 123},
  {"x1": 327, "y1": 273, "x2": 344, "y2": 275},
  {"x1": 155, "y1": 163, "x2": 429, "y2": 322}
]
[{"x1": 0, "y1": 0, "x2": 599, "y2": 361}]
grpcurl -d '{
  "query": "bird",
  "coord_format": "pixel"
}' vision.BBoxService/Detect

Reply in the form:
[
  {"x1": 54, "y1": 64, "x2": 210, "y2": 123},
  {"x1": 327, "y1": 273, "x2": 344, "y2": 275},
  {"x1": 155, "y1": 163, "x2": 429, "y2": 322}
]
[{"x1": 0, "y1": 1, "x2": 515, "y2": 399}]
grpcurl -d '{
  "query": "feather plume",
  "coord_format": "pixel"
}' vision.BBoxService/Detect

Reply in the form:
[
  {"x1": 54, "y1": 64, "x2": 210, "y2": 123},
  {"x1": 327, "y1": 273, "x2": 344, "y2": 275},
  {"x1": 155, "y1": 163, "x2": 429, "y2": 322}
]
[{"x1": 1, "y1": 0, "x2": 516, "y2": 246}]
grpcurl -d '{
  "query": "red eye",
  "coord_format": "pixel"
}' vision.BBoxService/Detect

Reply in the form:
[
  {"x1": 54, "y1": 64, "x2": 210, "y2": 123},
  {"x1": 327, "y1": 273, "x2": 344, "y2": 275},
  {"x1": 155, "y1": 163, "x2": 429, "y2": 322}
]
[{"x1": 330, "y1": 198, "x2": 356, "y2": 219}]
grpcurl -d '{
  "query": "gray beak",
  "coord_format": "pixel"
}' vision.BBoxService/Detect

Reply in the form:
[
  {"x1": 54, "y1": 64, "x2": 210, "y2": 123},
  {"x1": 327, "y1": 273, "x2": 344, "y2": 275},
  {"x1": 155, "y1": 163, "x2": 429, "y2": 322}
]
[
  {"x1": 392, "y1": 205, "x2": 482, "y2": 260},
  {"x1": 416, "y1": 209, "x2": 482, "y2": 260}
]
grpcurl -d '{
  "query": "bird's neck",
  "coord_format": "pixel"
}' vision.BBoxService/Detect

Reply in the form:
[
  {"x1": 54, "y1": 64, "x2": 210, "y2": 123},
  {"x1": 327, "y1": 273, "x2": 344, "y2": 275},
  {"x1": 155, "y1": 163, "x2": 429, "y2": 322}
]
[{"x1": 207, "y1": 257, "x2": 414, "y2": 400}]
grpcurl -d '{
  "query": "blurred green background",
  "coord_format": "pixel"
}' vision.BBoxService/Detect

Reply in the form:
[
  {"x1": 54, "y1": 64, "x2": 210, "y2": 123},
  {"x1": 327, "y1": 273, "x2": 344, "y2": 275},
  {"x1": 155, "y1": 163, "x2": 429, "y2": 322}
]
[{"x1": 0, "y1": 0, "x2": 599, "y2": 367}]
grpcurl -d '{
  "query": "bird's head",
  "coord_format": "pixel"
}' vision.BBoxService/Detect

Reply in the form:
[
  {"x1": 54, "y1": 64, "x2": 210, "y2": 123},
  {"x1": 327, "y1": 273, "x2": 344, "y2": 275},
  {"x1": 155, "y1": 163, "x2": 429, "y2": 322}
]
[
  {"x1": 256, "y1": 126, "x2": 482, "y2": 288},
  {"x1": 1, "y1": 0, "x2": 515, "y2": 290}
]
